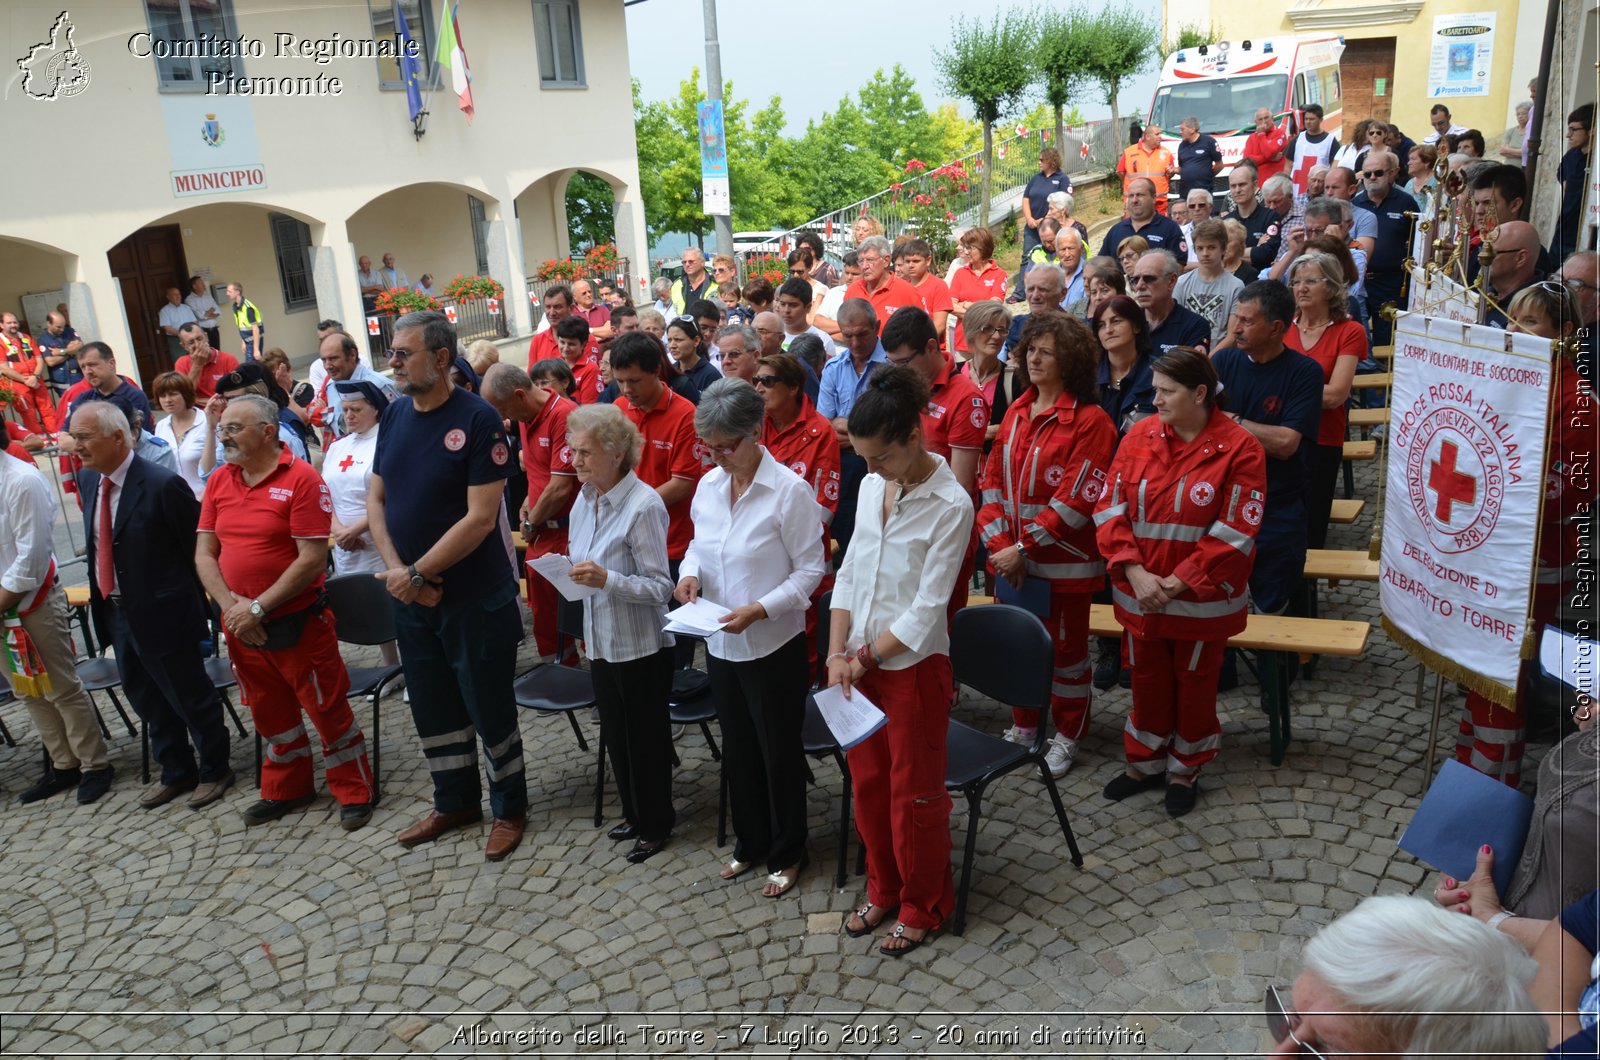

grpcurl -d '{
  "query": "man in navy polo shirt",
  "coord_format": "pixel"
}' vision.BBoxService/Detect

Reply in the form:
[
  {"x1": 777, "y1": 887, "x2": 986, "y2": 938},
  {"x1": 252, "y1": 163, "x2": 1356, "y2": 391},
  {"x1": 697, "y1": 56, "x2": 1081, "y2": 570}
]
[
  {"x1": 1176, "y1": 116, "x2": 1223, "y2": 198},
  {"x1": 1099, "y1": 179, "x2": 1186, "y2": 259},
  {"x1": 368, "y1": 309, "x2": 528, "y2": 863},
  {"x1": 1221, "y1": 160, "x2": 1282, "y2": 270},
  {"x1": 1210, "y1": 281, "x2": 1322, "y2": 620},
  {"x1": 1351, "y1": 149, "x2": 1419, "y2": 346},
  {"x1": 1131, "y1": 251, "x2": 1211, "y2": 355}
]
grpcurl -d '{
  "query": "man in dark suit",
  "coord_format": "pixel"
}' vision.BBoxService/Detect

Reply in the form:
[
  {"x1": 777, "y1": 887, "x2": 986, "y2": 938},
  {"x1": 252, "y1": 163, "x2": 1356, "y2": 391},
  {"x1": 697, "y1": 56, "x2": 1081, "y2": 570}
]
[{"x1": 70, "y1": 397, "x2": 234, "y2": 808}]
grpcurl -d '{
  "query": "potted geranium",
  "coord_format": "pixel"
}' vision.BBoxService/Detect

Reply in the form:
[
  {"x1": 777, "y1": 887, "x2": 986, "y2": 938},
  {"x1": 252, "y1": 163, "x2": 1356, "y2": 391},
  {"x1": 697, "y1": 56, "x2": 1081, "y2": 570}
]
[
  {"x1": 742, "y1": 254, "x2": 787, "y2": 288},
  {"x1": 374, "y1": 287, "x2": 440, "y2": 314},
  {"x1": 444, "y1": 274, "x2": 506, "y2": 301},
  {"x1": 535, "y1": 258, "x2": 580, "y2": 282},
  {"x1": 583, "y1": 243, "x2": 620, "y2": 276}
]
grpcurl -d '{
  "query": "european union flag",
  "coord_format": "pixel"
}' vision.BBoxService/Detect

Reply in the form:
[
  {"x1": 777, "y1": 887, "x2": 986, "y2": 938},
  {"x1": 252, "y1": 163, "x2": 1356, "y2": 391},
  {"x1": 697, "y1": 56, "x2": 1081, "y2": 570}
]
[{"x1": 396, "y1": 2, "x2": 423, "y2": 122}]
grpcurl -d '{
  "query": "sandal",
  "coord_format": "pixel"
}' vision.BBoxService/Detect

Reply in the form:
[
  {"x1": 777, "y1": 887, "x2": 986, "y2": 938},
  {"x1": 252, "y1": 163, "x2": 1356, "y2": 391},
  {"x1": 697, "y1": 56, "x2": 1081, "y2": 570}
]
[
  {"x1": 762, "y1": 855, "x2": 807, "y2": 898},
  {"x1": 845, "y1": 902, "x2": 897, "y2": 939},
  {"x1": 719, "y1": 858, "x2": 755, "y2": 881},
  {"x1": 879, "y1": 922, "x2": 932, "y2": 959}
]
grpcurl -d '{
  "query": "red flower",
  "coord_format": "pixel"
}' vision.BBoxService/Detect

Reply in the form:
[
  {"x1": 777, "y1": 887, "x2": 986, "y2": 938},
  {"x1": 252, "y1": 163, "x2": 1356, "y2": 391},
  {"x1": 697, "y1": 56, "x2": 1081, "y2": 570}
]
[
  {"x1": 944, "y1": 212, "x2": 957, "y2": 222},
  {"x1": 904, "y1": 159, "x2": 927, "y2": 173},
  {"x1": 914, "y1": 194, "x2": 932, "y2": 206},
  {"x1": 890, "y1": 182, "x2": 903, "y2": 191}
]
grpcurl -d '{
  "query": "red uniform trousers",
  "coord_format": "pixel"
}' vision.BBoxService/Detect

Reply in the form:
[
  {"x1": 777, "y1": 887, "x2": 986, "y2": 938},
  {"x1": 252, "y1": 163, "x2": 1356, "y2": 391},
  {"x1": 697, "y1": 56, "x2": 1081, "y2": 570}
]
[
  {"x1": 6, "y1": 382, "x2": 56, "y2": 436},
  {"x1": 228, "y1": 609, "x2": 374, "y2": 805},
  {"x1": 522, "y1": 526, "x2": 576, "y2": 664},
  {"x1": 1456, "y1": 689, "x2": 1525, "y2": 788},
  {"x1": 1012, "y1": 591, "x2": 1092, "y2": 740},
  {"x1": 847, "y1": 656, "x2": 957, "y2": 932},
  {"x1": 1123, "y1": 634, "x2": 1226, "y2": 778}
]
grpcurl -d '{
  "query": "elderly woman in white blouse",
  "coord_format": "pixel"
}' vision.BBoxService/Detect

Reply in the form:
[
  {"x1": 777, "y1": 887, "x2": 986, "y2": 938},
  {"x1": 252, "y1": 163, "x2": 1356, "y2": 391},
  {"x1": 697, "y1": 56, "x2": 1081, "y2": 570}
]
[
  {"x1": 565, "y1": 403, "x2": 678, "y2": 865},
  {"x1": 320, "y1": 381, "x2": 399, "y2": 667},
  {"x1": 675, "y1": 378, "x2": 826, "y2": 899},
  {"x1": 828, "y1": 365, "x2": 974, "y2": 958}
]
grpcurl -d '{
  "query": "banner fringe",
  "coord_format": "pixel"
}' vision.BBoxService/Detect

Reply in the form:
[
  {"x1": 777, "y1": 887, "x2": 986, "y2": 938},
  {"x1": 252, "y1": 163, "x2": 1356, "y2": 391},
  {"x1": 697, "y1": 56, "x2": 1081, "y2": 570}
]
[{"x1": 1381, "y1": 616, "x2": 1518, "y2": 708}]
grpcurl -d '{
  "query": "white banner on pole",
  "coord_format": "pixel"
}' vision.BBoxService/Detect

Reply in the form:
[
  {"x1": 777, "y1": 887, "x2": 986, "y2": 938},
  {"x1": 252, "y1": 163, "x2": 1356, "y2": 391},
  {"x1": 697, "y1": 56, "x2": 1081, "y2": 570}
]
[
  {"x1": 1408, "y1": 266, "x2": 1480, "y2": 322},
  {"x1": 1381, "y1": 313, "x2": 1551, "y2": 699}
]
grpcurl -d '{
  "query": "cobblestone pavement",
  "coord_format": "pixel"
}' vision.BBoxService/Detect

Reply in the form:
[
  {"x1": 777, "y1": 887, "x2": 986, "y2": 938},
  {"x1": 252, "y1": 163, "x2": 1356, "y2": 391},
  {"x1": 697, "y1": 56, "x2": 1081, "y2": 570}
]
[{"x1": 0, "y1": 457, "x2": 1468, "y2": 1056}]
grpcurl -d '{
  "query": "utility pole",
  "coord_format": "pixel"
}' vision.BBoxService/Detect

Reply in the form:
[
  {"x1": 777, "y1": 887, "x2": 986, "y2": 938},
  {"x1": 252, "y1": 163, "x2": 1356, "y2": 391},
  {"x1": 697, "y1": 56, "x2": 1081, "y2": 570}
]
[{"x1": 702, "y1": 0, "x2": 733, "y2": 258}]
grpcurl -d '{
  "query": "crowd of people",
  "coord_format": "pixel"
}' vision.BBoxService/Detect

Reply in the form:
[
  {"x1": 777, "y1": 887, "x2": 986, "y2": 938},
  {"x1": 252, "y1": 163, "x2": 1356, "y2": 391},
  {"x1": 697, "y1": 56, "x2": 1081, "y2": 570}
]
[{"x1": 0, "y1": 90, "x2": 1593, "y2": 983}]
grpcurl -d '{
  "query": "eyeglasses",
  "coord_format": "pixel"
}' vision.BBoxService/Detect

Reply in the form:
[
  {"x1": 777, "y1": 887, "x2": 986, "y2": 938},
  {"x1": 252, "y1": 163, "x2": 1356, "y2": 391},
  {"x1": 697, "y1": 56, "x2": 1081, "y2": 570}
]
[
  {"x1": 385, "y1": 347, "x2": 424, "y2": 361},
  {"x1": 1265, "y1": 985, "x2": 1327, "y2": 1059},
  {"x1": 218, "y1": 421, "x2": 269, "y2": 437},
  {"x1": 976, "y1": 324, "x2": 1009, "y2": 337},
  {"x1": 1361, "y1": 170, "x2": 1388, "y2": 178},
  {"x1": 752, "y1": 375, "x2": 782, "y2": 388},
  {"x1": 1559, "y1": 275, "x2": 1597, "y2": 293},
  {"x1": 1128, "y1": 274, "x2": 1164, "y2": 287},
  {"x1": 699, "y1": 436, "x2": 743, "y2": 457}
]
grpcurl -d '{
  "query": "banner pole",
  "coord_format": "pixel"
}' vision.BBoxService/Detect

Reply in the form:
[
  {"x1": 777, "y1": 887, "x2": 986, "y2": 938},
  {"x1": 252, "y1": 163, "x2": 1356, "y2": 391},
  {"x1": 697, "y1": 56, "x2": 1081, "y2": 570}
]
[{"x1": 1421, "y1": 662, "x2": 1444, "y2": 795}]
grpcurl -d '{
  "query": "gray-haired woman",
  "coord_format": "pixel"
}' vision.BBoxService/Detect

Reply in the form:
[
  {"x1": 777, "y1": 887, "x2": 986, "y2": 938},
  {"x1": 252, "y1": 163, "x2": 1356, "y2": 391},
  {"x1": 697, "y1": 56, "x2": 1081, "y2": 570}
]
[
  {"x1": 566, "y1": 403, "x2": 678, "y2": 864},
  {"x1": 674, "y1": 379, "x2": 827, "y2": 897}
]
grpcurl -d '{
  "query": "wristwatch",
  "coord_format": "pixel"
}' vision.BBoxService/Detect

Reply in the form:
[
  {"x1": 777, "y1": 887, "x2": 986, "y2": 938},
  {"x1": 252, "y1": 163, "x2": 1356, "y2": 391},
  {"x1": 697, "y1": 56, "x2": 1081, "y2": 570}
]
[
  {"x1": 407, "y1": 564, "x2": 426, "y2": 589},
  {"x1": 248, "y1": 599, "x2": 264, "y2": 618}
]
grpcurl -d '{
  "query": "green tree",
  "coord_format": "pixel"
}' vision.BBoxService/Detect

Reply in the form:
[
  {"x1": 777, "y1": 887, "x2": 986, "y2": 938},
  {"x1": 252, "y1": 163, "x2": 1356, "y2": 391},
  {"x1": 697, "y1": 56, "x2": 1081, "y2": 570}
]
[
  {"x1": 857, "y1": 65, "x2": 940, "y2": 171},
  {"x1": 935, "y1": 11, "x2": 1038, "y2": 227},
  {"x1": 1161, "y1": 22, "x2": 1220, "y2": 61},
  {"x1": 564, "y1": 171, "x2": 617, "y2": 250},
  {"x1": 926, "y1": 103, "x2": 982, "y2": 161},
  {"x1": 1034, "y1": 8, "x2": 1097, "y2": 150},
  {"x1": 1080, "y1": 9, "x2": 1159, "y2": 139}
]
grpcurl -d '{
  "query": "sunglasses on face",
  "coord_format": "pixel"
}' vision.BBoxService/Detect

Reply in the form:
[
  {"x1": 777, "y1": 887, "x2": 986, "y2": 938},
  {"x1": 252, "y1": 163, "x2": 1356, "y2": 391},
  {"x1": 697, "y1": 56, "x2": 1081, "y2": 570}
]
[{"x1": 752, "y1": 375, "x2": 782, "y2": 388}]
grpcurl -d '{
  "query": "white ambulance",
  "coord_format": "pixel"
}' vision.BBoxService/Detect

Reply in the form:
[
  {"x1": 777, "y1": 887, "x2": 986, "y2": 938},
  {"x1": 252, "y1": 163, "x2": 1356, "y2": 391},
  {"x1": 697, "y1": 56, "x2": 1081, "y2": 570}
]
[{"x1": 1147, "y1": 35, "x2": 1346, "y2": 176}]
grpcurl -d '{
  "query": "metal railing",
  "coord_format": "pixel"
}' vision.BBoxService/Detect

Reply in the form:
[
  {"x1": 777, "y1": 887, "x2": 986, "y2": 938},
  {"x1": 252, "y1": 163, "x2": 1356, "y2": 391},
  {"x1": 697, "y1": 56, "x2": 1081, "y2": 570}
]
[
  {"x1": 728, "y1": 120, "x2": 1125, "y2": 269},
  {"x1": 365, "y1": 291, "x2": 511, "y2": 354},
  {"x1": 523, "y1": 258, "x2": 633, "y2": 331}
]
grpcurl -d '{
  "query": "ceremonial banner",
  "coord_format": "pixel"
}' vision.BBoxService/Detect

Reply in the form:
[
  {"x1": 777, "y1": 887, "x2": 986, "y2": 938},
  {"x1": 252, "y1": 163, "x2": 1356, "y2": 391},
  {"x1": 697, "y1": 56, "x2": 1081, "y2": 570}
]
[
  {"x1": 1381, "y1": 313, "x2": 1552, "y2": 703},
  {"x1": 1408, "y1": 266, "x2": 1479, "y2": 322}
]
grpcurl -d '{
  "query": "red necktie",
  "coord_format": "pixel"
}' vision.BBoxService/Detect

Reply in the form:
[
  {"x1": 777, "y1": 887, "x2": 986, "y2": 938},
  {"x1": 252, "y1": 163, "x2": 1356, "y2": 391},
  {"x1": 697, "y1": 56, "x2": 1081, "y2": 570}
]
[{"x1": 97, "y1": 477, "x2": 115, "y2": 596}]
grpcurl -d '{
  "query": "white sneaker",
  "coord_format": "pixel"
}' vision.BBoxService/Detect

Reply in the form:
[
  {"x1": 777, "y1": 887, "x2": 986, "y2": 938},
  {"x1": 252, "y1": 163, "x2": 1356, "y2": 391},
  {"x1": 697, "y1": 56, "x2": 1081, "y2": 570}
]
[
  {"x1": 1044, "y1": 734, "x2": 1078, "y2": 778},
  {"x1": 1001, "y1": 726, "x2": 1035, "y2": 746}
]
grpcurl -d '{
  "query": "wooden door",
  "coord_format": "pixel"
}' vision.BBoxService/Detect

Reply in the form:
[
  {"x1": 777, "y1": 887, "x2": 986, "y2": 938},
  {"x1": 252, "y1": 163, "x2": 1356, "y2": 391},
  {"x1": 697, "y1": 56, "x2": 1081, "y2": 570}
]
[
  {"x1": 1340, "y1": 37, "x2": 1397, "y2": 126},
  {"x1": 106, "y1": 224, "x2": 188, "y2": 386}
]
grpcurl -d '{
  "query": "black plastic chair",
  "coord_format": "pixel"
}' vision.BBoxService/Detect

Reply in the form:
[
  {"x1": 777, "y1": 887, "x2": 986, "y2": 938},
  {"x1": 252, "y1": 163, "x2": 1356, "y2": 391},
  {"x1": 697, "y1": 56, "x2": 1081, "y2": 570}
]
[
  {"x1": 323, "y1": 574, "x2": 407, "y2": 806},
  {"x1": 945, "y1": 603, "x2": 1084, "y2": 935},
  {"x1": 512, "y1": 598, "x2": 603, "y2": 824},
  {"x1": 75, "y1": 651, "x2": 141, "y2": 775},
  {"x1": 0, "y1": 686, "x2": 15, "y2": 747},
  {"x1": 801, "y1": 590, "x2": 855, "y2": 888}
]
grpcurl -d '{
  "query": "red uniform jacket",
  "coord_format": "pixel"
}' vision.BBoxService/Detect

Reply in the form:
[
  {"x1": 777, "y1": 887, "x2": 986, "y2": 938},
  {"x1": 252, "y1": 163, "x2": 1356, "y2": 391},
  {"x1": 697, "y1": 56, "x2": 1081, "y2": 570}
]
[
  {"x1": 977, "y1": 388, "x2": 1117, "y2": 593},
  {"x1": 1538, "y1": 354, "x2": 1596, "y2": 620},
  {"x1": 762, "y1": 396, "x2": 842, "y2": 521},
  {"x1": 1094, "y1": 407, "x2": 1267, "y2": 640}
]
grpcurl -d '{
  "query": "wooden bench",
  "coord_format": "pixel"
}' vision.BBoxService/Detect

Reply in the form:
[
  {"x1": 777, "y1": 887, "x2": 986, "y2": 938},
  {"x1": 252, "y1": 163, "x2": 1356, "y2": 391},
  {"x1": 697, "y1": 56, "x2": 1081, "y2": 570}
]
[
  {"x1": 1351, "y1": 372, "x2": 1392, "y2": 389},
  {"x1": 963, "y1": 596, "x2": 1370, "y2": 764},
  {"x1": 1342, "y1": 439, "x2": 1377, "y2": 460},
  {"x1": 1348, "y1": 407, "x2": 1388, "y2": 428},
  {"x1": 1303, "y1": 548, "x2": 1379, "y2": 582},
  {"x1": 1329, "y1": 498, "x2": 1365, "y2": 524},
  {"x1": 1371, "y1": 345, "x2": 1393, "y2": 361}
]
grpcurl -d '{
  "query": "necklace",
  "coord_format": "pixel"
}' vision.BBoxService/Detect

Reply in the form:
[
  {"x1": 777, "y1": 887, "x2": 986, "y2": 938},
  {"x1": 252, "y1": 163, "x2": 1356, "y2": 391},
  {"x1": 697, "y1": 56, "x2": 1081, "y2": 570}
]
[{"x1": 894, "y1": 458, "x2": 939, "y2": 509}]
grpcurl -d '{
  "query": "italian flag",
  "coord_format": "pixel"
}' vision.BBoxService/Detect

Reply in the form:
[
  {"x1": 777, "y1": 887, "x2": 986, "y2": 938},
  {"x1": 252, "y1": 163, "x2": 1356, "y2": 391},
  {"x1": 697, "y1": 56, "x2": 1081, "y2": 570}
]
[{"x1": 435, "y1": 0, "x2": 474, "y2": 122}]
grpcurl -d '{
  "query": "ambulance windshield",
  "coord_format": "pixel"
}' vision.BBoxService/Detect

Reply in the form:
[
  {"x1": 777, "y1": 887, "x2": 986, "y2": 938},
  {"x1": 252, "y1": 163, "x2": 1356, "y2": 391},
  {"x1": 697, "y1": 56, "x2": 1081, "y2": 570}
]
[{"x1": 1149, "y1": 74, "x2": 1289, "y2": 136}]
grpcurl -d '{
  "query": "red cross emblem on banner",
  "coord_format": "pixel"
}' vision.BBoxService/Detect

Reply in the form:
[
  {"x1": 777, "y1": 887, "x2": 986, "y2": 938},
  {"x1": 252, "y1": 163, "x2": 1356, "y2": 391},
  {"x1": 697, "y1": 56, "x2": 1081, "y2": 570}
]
[
  {"x1": 487, "y1": 297, "x2": 500, "y2": 315},
  {"x1": 444, "y1": 305, "x2": 458, "y2": 324},
  {"x1": 338, "y1": 454, "x2": 356, "y2": 471},
  {"x1": 366, "y1": 317, "x2": 380, "y2": 336},
  {"x1": 1427, "y1": 439, "x2": 1477, "y2": 522}
]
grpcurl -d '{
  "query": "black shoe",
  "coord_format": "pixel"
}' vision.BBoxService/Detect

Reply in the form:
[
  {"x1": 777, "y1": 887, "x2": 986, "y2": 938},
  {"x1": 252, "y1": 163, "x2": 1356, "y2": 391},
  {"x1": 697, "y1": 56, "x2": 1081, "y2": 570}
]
[
  {"x1": 19, "y1": 766, "x2": 81, "y2": 804},
  {"x1": 1217, "y1": 651, "x2": 1240, "y2": 692},
  {"x1": 1165, "y1": 780, "x2": 1200, "y2": 818},
  {"x1": 339, "y1": 802, "x2": 374, "y2": 831},
  {"x1": 241, "y1": 793, "x2": 316, "y2": 826},
  {"x1": 625, "y1": 839, "x2": 668, "y2": 864},
  {"x1": 76, "y1": 766, "x2": 115, "y2": 805},
  {"x1": 1117, "y1": 667, "x2": 1132, "y2": 690},
  {"x1": 1093, "y1": 638, "x2": 1121, "y2": 691},
  {"x1": 607, "y1": 822, "x2": 639, "y2": 842},
  {"x1": 1102, "y1": 770, "x2": 1166, "y2": 801}
]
